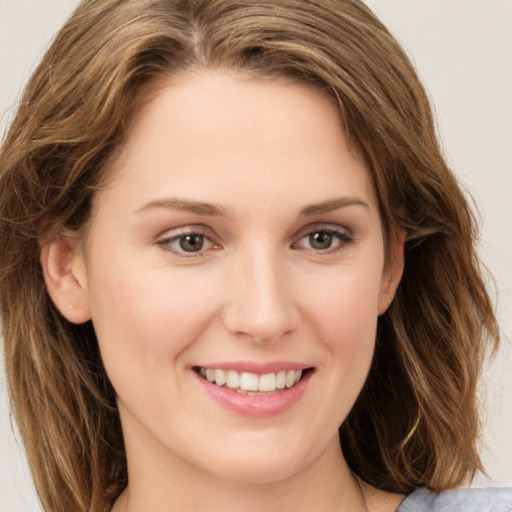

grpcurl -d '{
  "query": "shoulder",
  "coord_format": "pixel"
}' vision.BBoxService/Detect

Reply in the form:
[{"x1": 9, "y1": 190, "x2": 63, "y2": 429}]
[{"x1": 397, "y1": 487, "x2": 512, "y2": 512}]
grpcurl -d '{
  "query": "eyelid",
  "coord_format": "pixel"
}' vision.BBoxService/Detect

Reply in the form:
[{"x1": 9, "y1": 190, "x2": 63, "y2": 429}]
[
  {"x1": 155, "y1": 223, "x2": 209, "y2": 238},
  {"x1": 293, "y1": 222, "x2": 353, "y2": 239},
  {"x1": 156, "y1": 225, "x2": 221, "y2": 256},
  {"x1": 291, "y1": 223, "x2": 354, "y2": 252},
  {"x1": 154, "y1": 222, "x2": 354, "y2": 257}
]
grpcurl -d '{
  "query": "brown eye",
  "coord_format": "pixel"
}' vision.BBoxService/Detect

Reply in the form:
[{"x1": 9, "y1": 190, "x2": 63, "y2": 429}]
[
  {"x1": 292, "y1": 226, "x2": 354, "y2": 253},
  {"x1": 179, "y1": 234, "x2": 205, "y2": 252},
  {"x1": 158, "y1": 231, "x2": 215, "y2": 256},
  {"x1": 308, "y1": 231, "x2": 333, "y2": 250}
]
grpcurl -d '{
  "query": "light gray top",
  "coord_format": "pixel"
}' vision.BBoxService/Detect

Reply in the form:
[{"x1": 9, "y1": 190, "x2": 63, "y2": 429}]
[{"x1": 397, "y1": 487, "x2": 512, "y2": 511}]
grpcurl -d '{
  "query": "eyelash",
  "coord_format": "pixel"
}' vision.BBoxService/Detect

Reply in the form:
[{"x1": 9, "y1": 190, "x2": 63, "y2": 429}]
[
  {"x1": 291, "y1": 226, "x2": 354, "y2": 254},
  {"x1": 156, "y1": 225, "x2": 354, "y2": 257},
  {"x1": 157, "y1": 228, "x2": 216, "y2": 257}
]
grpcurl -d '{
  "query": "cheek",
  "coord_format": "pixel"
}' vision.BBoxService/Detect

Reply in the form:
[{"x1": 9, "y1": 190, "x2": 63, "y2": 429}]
[
  {"x1": 302, "y1": 263, "x2": 382, "y2": 398},
  {"x1": 85, "y1": 251, "x2": 221, "y2": 385},
  {"x1": 304, "y1": 264, "x2": 382, "y2": 343},
  {"x1": 290, "y1": 266, "x2": 382, "y2": 438},
  {"x1": 324, "y1": 288, "x2": 379, "y2": 375}
]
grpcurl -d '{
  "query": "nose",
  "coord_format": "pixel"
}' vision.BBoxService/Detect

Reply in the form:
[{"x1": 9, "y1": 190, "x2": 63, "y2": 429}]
[{"x1": 222, "y1": 247, "x2": 299, "y2": 344}]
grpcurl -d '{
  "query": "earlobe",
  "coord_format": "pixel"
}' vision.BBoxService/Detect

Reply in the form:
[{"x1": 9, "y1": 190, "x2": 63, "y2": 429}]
[
  {"x1": 378, "y1": 230, "x2": 405, "y2": 315},
  {"x1": 40, "y1": 234, "x2": 91, "y2": 324}
]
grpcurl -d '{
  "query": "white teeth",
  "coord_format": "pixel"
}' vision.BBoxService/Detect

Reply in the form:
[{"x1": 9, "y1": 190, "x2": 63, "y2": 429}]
[
  {"x1": 226, "y1": 370, "x2": 240, "y2": 389},
  {"x1": 259, "y1": 372, "x2": 276, "y2": 392},
  {"x1": 214, "y1": 369, "x2": 226, "y2": 386},
  {"x1": 285, "y1": 369, "x2": 295, "y2": 388},
  {"x1": 276, "y1": 370, "x2": 286, "y2": 389},
  {"x1": 198, "y1": 367, "x2": 306, "y2": 392},
  {"x1": 240, "y1": 372, "x2": 259, "y2": 391}
]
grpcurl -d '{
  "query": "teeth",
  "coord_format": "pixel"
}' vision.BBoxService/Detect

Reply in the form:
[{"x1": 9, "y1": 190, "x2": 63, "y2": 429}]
[
  {"x1": 276, "y1": 370, "x2": 286, "y2": 389},
  {"x1": 198, "y1": 368, "x2": 304, "y2": 392},
  {"x1": 259, "y1": 373, "x2": 276, "y2": 392},
  {"x1": 240, "y1": 372, "x2": 259, "y2": 391},
  {"x1": 226, "y1": 370, "x2": 240, "y2": 389},
  {"x1": 285, "y1": 369, "x2": 295, "y2": 388},
  {"x1": 214, "y1": 369, "x2": 226, "y2": 386}
]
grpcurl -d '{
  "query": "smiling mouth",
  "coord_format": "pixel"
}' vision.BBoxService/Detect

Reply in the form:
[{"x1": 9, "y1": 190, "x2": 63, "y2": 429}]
[{"x1": 194, "y1": 367, "x2": 313, "y2": 395}]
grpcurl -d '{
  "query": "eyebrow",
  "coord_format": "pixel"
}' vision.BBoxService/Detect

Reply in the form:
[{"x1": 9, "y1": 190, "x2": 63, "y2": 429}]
[
  {"x1": 135, "y1": 198, "x2": 228, "y2": 217},
  {"x1": 300, "y1": 197, "x2": 369, "y2": 216},
  {"x1": 135, "y1": 196, "x2": 369, "y2": 217}
]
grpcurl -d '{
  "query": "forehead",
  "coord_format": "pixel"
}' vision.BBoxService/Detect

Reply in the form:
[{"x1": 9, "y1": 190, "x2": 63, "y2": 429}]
[{"x1": 94, "y1": 69, "x2": 377, "y2": 221}]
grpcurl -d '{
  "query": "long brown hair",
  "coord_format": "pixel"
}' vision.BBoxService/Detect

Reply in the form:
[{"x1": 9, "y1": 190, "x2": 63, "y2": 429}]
[{"x1": 0, "y1": 1, "x2": 499, "y2": 510}]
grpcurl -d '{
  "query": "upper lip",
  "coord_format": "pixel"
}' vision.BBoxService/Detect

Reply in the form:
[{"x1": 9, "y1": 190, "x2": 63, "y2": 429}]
[{"x1": 192, "y1": 361, "x2": 313, "y2": 374}]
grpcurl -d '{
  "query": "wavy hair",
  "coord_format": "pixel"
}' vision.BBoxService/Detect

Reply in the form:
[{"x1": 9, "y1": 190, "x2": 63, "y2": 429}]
[{"x1": 0, "y1": 1, "x2": 499, "y2": 510}]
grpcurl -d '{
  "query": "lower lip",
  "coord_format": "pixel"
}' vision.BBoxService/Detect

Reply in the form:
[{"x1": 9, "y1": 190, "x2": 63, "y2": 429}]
[{"x1": 194, "y1": 371, "x2": 312, "y2": 417}]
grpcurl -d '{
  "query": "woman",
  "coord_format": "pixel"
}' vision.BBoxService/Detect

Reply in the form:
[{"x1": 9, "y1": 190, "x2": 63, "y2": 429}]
[{"x1": 0, "y1": 1, "x2": 509, "y2": 511}]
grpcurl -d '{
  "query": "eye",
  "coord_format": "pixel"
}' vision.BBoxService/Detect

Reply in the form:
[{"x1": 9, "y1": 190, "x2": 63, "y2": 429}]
[
  {"x1": 292, "y1": 227, "x2": 353, "y2": 253},
  {"x1": 177, "y1": 233, "x2": 206, "y2": 252},
  {"x1": 308, "y1": 231, "x2": 335, "y2": 250},
  {"x1": 157, "y1": 230, "x2": 217, "y2": 256}
]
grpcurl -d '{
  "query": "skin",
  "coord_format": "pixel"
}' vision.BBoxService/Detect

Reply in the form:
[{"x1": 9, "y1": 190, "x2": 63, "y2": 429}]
[{"x1": 42, "y1": 70, "x2": 404, "y2": 511}]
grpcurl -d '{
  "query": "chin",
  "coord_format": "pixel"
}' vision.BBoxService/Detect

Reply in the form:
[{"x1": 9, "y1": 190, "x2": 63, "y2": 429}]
[
  {"x1": 196, "y1": 430, "x2": 322, "y2": 485},
  {"x1": 211, "y1": 456, "x2": 305, "y2": 486}
]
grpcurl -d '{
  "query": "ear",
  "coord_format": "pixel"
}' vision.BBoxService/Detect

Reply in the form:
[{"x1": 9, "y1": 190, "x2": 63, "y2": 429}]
[
  {"x1": 40, "y1": 234, "x2": 91, "y2": 324},
  {"x1": 378, "y1": 229, "x2": 405, "y2": 315}
]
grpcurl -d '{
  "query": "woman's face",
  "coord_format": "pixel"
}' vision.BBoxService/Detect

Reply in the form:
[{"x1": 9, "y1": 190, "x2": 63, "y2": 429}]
[{"x1": 72, "y1": 71, "x2": 402, "y2": 486}]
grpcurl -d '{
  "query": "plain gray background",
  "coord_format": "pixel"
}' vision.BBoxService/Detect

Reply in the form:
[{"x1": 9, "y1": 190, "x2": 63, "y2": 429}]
[{"x1": 1, "y1": 1, "x2": 511, "y2": 511}]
